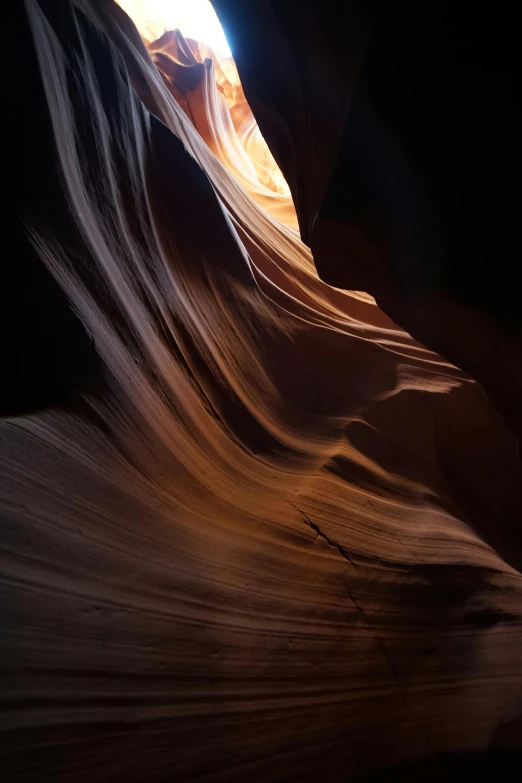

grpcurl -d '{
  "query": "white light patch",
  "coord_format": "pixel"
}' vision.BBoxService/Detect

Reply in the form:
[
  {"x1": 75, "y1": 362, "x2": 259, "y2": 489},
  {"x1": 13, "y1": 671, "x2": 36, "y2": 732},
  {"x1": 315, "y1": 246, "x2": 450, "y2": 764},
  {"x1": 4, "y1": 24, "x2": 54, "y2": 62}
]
[{"x1": 117, "y1": 0, "x2": 231, "y2": 56}]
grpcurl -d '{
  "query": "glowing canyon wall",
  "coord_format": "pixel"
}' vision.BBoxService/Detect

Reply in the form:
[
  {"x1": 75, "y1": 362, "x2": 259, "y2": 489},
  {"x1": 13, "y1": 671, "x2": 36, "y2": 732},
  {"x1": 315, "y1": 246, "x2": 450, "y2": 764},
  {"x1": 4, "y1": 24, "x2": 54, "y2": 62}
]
[{"x1": 3, "y1": 1, "x2": 521, "y2": 780}]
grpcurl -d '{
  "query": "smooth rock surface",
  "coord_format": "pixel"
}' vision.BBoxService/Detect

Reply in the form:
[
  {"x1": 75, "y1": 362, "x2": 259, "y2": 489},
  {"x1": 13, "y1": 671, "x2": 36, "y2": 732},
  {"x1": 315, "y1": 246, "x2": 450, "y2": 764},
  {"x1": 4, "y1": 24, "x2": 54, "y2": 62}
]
[{"x1": 3, "y1": 2, "x2": 521, "y2": 780}]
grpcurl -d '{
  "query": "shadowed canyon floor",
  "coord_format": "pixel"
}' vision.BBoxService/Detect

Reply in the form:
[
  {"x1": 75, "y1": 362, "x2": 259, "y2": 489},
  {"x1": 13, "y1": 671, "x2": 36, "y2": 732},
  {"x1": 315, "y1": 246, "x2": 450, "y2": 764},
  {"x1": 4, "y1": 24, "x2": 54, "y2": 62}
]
[{"x1": 3, "y1": 1, "x2": 521, "y2": 781}]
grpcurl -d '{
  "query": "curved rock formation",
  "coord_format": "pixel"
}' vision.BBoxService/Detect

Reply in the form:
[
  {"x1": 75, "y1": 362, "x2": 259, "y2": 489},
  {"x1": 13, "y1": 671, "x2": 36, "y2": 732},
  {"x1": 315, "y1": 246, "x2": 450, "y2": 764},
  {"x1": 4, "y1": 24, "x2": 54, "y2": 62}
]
[
  {"x1": 211, "y1": 0, "x2": 522, "y2": 444},
  {"x1": 3, "y1": 1, "x2": 521, "y2": 781}
]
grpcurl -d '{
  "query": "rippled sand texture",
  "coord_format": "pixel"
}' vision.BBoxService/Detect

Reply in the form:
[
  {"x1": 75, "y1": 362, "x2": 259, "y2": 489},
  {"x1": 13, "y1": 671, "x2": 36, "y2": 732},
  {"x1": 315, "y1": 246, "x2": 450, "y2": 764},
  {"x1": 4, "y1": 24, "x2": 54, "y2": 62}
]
[{"x1": 3, "y1": 1, "x2": 521, "y2": 781}]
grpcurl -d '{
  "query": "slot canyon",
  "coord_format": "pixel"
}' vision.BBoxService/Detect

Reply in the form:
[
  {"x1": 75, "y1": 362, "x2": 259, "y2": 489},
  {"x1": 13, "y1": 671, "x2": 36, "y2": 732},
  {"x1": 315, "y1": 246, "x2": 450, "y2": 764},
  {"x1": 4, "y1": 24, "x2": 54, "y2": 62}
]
[{"x1": 3, "y1": 1, "x2": 521, "y2": 780}]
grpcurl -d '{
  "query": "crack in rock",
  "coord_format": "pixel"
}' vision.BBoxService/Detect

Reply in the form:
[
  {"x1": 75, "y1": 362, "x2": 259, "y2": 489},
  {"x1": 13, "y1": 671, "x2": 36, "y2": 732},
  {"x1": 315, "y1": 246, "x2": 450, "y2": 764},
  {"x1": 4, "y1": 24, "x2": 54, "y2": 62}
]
[
  {"x1": 292, "y1": 501, "x2": 434, "y2": 756},
  {"x1": 293, "y1": 504, "x2": 355, "y2": 568}
]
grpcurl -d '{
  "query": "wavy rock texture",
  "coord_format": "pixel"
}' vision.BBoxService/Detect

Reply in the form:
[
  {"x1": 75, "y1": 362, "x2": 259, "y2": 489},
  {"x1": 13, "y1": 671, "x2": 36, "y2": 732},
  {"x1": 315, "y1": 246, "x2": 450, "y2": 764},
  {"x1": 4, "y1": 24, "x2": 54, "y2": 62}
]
[
  {"x1": 3, "y1": 1, "x2": 521, "y2": 781},
  {"x1": 211, "y1": 0, "x2": 522, "y2": 443}
]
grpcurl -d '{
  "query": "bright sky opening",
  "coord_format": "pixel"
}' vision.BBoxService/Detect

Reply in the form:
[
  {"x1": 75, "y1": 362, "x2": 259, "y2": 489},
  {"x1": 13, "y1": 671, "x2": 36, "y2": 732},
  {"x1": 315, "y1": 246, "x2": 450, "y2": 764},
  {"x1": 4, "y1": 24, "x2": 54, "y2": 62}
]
[{"x1": 117, "y1": 0, "x2": 232, "y2": 57}]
